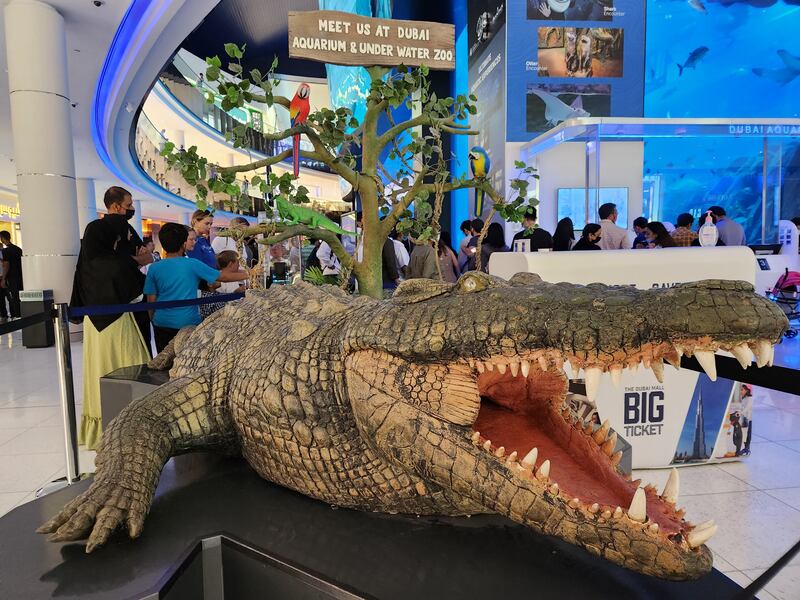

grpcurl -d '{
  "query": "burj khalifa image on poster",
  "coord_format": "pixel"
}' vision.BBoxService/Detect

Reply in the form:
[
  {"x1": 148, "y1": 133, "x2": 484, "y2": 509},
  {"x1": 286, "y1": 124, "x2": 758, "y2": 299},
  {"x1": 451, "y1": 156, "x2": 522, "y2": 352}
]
[{"x1": 691, "y1": 390, "x2": 708, "y2": 459}]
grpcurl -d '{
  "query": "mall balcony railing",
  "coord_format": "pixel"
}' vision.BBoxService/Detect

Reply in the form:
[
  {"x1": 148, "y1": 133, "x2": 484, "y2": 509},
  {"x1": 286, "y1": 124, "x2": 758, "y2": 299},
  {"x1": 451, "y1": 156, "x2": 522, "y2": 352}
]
[
  {"x1": 135, "y1": 110, "x2": 267, "y2": 217},
  {"x1": 162, "y1": 53, "x2": 331, "y2": 174}
]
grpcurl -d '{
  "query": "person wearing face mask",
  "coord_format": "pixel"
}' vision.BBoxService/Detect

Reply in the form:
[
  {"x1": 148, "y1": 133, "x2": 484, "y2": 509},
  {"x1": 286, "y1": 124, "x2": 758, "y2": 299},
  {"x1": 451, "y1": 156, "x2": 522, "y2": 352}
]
[
  {"x1": 187, "y1": 209, "x2": 217, "y2": 268},
  {"x1": 99, "y1": 186, "x2": 154, "y2": 354},
  {"x1": 70, "y1": 198, "x2": 152, "y2": 450},
  {"x1": 572, "y1": 223, "x2": 603, "y2": 250}
]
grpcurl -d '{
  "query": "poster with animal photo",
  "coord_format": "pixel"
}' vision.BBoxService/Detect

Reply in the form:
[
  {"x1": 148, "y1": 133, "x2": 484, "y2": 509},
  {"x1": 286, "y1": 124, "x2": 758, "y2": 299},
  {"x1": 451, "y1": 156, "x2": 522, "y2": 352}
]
[
  {"x1": 528, "y1": 0, "x2": 613, "y2": 21},
  {"x1": 526, "y1": 83, "x2": 610, "y2": 131},
  {"x1": 537, "y1": 27, "x2": 624, "y2": 78}
]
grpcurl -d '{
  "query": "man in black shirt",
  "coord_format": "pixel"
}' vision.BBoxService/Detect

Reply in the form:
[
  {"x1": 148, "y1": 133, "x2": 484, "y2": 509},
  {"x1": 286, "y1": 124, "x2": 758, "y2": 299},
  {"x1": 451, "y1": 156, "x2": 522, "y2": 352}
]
[
  {"x1": 0, "y1": 231, "x2": 22, "y2": 318},
  {"x1": 512, "y1": 207, "x2": 552, "y2": 251},
  {"x1": 101, "y1": 187, "x2": 154, "y2": 354}
]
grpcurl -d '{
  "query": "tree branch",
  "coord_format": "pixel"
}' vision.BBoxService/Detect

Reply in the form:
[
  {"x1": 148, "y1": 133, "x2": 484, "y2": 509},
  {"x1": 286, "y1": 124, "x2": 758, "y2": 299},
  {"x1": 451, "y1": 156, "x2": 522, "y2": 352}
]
[
  {"x1": 376, "y1": 114, "x2": 474, "y2": 150},
  {"x1": 229, "y1": 223, "x2": 354, "y2": 270},
  {"x1": 217, "y1": 149, "x2": 292, "y2": 175}
]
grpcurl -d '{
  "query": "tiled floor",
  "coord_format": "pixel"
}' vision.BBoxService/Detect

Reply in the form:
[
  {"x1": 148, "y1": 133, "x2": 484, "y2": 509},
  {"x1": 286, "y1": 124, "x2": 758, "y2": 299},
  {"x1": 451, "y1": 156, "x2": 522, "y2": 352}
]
[{"x1": 1, "y1": 329, "x2": 799, "y2": 598}]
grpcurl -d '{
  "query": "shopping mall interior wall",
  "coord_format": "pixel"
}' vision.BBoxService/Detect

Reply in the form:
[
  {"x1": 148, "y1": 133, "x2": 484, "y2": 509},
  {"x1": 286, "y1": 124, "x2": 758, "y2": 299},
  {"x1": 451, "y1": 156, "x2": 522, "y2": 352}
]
[{"x1": 535, "y1": 141, "x2": 644, "y2": 233}]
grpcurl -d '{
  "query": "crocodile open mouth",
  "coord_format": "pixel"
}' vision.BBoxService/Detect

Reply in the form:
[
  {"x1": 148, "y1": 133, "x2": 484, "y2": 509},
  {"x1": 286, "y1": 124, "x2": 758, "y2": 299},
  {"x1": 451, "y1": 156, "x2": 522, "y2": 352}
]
[{"x1": 469, "y1": 357, "x2": 687, "y2": 536}]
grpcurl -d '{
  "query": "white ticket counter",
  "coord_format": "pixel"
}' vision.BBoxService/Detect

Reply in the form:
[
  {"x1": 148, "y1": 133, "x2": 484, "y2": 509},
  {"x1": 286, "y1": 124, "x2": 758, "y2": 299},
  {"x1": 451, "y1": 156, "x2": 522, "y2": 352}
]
[
  {"x1": 488, "y1": 246, "x2": 756, "y2": 289},
  {"x1": 488, "y1": 246, "x2": 760, "y2": 469}
]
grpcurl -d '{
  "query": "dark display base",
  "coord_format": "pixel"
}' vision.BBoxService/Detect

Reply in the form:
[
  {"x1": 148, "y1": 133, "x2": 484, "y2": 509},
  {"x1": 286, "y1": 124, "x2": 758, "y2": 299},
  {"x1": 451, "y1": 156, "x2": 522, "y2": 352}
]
[{"x1": 0, "y1": 453, "x2": 749, "y2": 599}]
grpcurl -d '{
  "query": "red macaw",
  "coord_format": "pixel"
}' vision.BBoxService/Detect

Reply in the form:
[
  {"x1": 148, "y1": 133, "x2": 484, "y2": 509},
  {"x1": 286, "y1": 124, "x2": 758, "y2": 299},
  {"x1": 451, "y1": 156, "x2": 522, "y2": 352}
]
[{"x1": 289, "y1": 83, "x2": 311, "y2": 177}]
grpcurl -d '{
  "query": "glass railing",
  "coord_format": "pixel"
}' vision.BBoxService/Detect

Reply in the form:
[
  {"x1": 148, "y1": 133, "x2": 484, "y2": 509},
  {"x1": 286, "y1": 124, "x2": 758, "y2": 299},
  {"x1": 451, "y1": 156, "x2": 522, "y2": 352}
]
[{"x1": 135, "y1": 110, "x2": 267, "y2": 217}]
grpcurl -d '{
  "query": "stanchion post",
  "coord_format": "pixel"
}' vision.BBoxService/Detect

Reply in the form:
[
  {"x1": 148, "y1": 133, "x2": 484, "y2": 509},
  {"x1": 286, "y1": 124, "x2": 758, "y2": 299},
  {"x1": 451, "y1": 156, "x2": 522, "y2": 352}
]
[{"x1": 53, "y1": 303, "x2": 80, "y2": 483}]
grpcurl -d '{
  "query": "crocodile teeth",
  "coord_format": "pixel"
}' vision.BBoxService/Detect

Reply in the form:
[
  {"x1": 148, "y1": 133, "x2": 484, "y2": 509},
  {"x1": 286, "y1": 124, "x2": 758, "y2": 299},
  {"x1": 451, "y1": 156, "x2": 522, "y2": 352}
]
[
  {"x1": 649, "y1": 523, "x2": 659, "y2": 534},
  {"x1": 483, "y1": 440, "x2": 492, "y2": 451},
  {"x1": 688, "y1": 524, "x2": 717, "y2": 548},
  {"x1": 476, "y1": 361, "x2": 485, "y2": 373},
  {"x1": 610, "y1": 367, "x2": 622, "y2": 388},
  {"x1": 613, "y1": 506, "x2": 623, "y2": 519},
  {"x1": 568, "y1": 498, "x2": 580, "y2": 509},
  {"x1": 471, "y1": 431, "x2": 481, "y2": 443},
  {"x1": 593, "y1": 420, "x2": 611, "y2": 445},
  {"x1": 627, "y1": 361, "x2": 639, "y2": 374},
  {"x1": 674, "y1": 345, "x2": 684, "y2": 359},
  {"x1": 497, "y1": 362, "x2": 507, "y2": 375},
  {"x1": 731, "y1": 344, "x2": 754, "y2": 369},
  {"x1": 601, "y1": 432, "x2": 617, "y2": 456},
  {"x1": 661, "y1": 468, "x2": 680, "y2": 504},
  {"x1": 753, "y1": 340, "x2": 770, "y2": 367},
  {"x1": 537, "y1": 356, "x2": 547, "y2": 372},
  {"x1": 583, "y1": 422, "x2": 594, "y2": 435},
  {"x1": 521, "y1": 360, "x2": 530, "y2": 378},
  {"x1": 651, "y1": 361, "x2": 664, "y2": 383},
  {"x1": 589, "y1": 503, "x2": 600, "y2": 514},
  {"x1": 601, "y1": 510, "x2": 612, "y2": 519},
  {"x1": 467, "y1": 358, "x2": 475, "y2": 369},
  {"x1": 611, "y1": 450, "x2": 623, "y2": 467},
  {"x1": 485, "y1": 361, "x2": 494, "y2": 372},
  {"x1": 494, "y1": 446, "x2": 505, "y2": 458},
  {"x1": 628, "y1": 488, "x2": 647, "y2": 523},
  {"x1": 549, "y1": 483, "x2": 559, "y2": 495},
  {"x1": 694, "y1": 519, "x2": 715, "y2": 531},
  {"x1": 506, "y1": 451, "x2": 518, "y2": 463},
  {"x1": 536, "y1": 459, "x2": 550, "y2": 480},
  {"x1": 510, "y1": 361, "x2": 519, "y2": 377},
  {"x1": 694, "y1": 350, "x2": 717, "y2": 381},
  {"x1": 521, "y1": 447, "x2": 538, "y2": 469},
  {"x1": 584, "y1": 367, "x2": 602, "y2": 402}
]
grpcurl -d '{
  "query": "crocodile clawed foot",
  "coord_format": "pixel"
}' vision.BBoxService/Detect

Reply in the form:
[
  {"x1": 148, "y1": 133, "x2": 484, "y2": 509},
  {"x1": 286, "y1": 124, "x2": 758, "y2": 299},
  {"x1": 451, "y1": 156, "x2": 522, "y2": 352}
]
[{"x1": 37, "y1": 480, "x2": 149, "y2": 552}]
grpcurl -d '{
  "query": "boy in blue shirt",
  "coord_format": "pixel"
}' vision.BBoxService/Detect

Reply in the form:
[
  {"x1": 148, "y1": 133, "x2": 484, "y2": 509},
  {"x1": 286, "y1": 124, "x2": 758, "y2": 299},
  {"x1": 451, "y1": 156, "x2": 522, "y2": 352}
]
[{"x1": 144, "y1": 223, "x2": 249, "y2": 353}]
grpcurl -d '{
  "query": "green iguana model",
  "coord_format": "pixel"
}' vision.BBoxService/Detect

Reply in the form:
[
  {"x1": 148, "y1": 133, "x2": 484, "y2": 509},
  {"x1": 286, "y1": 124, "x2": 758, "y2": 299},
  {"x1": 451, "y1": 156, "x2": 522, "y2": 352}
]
[
  {"x1": 276, "y1": 196, "x2": 353, "y2": 236},
  {"x1": 39, "y1": 273, "x2": 787, "y2": 580}
]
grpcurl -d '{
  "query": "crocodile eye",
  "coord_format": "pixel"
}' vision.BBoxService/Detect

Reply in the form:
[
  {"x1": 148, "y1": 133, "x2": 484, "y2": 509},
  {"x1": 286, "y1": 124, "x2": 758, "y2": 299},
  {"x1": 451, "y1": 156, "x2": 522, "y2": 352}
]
[{"x1": 456, "y1": 272, "x2": 491, "y2": 293}]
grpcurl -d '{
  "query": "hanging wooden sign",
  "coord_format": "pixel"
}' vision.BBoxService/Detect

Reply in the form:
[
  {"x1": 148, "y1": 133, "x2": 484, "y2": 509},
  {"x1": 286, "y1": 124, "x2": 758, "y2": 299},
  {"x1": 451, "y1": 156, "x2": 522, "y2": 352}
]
[{"x1": 288, "y1": 10, "x2": 455, "y2": 71}]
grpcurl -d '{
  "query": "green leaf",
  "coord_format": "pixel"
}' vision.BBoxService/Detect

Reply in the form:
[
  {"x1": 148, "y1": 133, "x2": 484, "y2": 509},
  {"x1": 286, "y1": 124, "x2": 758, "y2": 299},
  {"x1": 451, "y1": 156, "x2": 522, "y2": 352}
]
[
  {"x1": 159, "y1": 141, "x2": 175, "y2": 156},
  {"x1": 271, "y1": 56, "x2": 279, "y2": 71},
  {"x1": 228, "y1": 62, "x2": 242, "y2": 74},
  {"x1": 251, "y1": 175, "x2": 262, "y2": 186},
  {"x1": 514, "y1": 160, "x2": 525, "y2": 169},
  {"x1": 196, "y1": 199, "x2": 208, "y2": 210},
  {"x1": 224, "y1": 43, "x2": 241, "y2": 58},
  {"x1": 206, "y1": 55, "x2": 222, "y2": 68},
  {"x1": 206, "y1": 65, "x2": 220, "y2": 81},
  {"x1": 250, "y1": 68, "x2": 262, "y2": 82}
]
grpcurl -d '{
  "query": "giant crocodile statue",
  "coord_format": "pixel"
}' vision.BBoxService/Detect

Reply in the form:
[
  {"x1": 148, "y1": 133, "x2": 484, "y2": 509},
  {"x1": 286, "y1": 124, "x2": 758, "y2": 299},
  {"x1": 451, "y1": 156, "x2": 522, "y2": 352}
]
[{"x1": 39, "y1": 272, "x2": 787, "y2": 580}]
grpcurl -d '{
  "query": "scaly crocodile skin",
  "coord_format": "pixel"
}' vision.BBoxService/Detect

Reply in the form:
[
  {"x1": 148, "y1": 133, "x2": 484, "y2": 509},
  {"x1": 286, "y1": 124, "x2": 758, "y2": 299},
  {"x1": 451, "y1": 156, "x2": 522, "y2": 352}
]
[{"x1": 39, "y1": 272, "x2": 787, "y2": 580}]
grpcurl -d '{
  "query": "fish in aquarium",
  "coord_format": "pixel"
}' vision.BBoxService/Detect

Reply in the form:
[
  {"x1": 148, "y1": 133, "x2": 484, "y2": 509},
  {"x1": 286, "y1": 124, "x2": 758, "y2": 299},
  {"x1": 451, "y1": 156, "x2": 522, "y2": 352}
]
[
  {"x1": 677, "y1": 46, "x2": 709, "y2": 76},
  {"x1": 752, "y1": 49, "x2": 800, "y2": 86}
]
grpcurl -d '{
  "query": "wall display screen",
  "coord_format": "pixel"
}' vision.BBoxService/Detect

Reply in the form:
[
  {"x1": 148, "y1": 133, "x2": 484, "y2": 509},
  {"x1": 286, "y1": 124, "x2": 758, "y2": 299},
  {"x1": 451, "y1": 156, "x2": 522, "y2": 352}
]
[
  {"x1": 505, "y1": 1, "x2": 646, "y2": 142},
  {"x1": 467, "y1": 0, "x2": 507, "y2": 218},
  {"x1": 557, "y1": 187, "x2": 629, "y2": 229}
]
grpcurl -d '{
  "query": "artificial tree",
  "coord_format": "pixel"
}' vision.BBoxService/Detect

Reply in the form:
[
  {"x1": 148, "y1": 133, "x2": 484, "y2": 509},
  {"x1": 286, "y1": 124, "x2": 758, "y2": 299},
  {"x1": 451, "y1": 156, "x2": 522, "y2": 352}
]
[{"x1": 160, "y1": 43, "x2": 538, "y2": 299}]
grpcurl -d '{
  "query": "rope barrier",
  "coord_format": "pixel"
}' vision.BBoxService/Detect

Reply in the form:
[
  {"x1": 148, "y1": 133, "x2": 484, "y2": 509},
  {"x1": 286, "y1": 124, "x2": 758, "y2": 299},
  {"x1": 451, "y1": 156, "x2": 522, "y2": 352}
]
[
  {"x1": 0, "y1": 310, "x2": 54, "y2": 336},
  {"x1": 67, "y1": 293, "x2": 245, "y2": 318}
]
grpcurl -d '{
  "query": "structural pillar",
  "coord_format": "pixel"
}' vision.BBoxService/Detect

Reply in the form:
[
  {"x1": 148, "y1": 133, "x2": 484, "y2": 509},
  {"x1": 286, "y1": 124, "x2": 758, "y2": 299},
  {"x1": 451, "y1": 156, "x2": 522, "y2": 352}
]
[
  {"x1": 132, "y1": 199, "x2": 143, "y2": 238},
  {"x1": 75, "y1": 178, "x2": 98, "y2": 236},
  {"x1": 180, "y1": 213, "x2": 191, "y2": 226},
  {"x1": 4, "y1": 0, "x2": 79, "y2": 302},
  {"x1": 166, "y1": 129, "x2": 185, "y2": 150}
]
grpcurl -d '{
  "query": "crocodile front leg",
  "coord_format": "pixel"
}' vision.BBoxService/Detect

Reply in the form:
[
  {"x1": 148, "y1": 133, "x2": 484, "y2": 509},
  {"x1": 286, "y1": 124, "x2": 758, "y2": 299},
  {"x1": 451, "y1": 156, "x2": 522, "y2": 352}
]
[{"x1": 37, "y1": 373, "x2": 237, "y2": 552}]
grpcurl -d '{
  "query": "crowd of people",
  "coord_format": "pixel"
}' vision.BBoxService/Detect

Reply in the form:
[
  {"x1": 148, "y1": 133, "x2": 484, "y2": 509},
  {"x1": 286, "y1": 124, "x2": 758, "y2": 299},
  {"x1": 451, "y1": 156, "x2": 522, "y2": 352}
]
[{"x1": 70, "y1": 187, "x2": 255, "y2": 449}]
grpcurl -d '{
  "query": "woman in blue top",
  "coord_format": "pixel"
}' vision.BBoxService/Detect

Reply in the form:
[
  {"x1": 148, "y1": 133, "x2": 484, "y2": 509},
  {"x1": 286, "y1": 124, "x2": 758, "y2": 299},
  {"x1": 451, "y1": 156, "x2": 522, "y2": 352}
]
[{"x1": 186, "y1": 209, "x2": 217, "y2": 268}]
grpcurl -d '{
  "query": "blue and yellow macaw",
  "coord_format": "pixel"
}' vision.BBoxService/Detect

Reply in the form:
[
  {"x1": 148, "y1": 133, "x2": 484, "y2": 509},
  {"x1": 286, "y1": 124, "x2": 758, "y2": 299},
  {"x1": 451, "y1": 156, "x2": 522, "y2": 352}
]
[{"x1": 469, "y1": 146, "x2": 490, "y2": 217}]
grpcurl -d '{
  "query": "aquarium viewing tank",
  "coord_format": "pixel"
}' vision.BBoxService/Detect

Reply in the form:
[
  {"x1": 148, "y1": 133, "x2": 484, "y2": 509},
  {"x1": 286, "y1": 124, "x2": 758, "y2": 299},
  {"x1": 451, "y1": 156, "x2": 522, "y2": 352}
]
[{"x1": 519, "y1": 117, "x2": 800, "y2": 244}]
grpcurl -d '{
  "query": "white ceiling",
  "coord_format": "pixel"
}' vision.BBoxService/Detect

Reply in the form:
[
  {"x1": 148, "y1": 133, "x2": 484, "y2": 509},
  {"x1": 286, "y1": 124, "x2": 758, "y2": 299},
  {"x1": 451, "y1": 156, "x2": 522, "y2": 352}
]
[{"x1": 0, "y1": 0, "x2": 185, "y2": 220}]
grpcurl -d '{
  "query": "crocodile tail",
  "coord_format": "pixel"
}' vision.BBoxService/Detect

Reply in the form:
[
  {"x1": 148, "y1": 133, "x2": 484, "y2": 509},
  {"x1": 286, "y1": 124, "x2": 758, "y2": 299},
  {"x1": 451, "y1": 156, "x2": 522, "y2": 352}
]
[{"x1": 293, "y1": 133, "x2": 300, "y2": 177}]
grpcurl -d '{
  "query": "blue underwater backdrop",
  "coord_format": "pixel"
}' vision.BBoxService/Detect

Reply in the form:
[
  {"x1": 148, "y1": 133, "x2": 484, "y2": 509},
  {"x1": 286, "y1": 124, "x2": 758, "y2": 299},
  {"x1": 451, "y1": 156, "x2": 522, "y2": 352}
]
[{"x1": 643, "y1": 0, "x2": 800, "y2": 241}]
